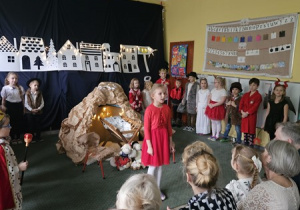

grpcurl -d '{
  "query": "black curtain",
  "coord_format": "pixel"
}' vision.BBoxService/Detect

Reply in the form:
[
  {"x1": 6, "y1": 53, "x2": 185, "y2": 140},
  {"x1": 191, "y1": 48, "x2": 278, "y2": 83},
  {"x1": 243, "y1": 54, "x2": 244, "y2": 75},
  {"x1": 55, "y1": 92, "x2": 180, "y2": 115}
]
[{"x1": 0, "y1": 0, "x2": 166, "y2": 130}]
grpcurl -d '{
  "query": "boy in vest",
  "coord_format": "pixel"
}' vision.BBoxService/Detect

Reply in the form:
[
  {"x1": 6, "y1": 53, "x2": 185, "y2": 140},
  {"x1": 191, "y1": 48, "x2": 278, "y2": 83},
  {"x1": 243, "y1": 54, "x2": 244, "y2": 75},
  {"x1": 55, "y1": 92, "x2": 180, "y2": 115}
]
[{"x1": 25, "y1": 78, "x2": 44, "y2": 143}]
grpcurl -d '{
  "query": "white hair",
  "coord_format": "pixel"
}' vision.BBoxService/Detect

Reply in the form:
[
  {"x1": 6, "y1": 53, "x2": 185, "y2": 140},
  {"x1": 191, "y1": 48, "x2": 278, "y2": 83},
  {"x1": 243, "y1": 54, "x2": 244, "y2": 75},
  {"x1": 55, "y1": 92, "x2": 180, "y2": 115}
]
[{"x1": 116, "y1": 173, "x2": 161, "y2": 210}]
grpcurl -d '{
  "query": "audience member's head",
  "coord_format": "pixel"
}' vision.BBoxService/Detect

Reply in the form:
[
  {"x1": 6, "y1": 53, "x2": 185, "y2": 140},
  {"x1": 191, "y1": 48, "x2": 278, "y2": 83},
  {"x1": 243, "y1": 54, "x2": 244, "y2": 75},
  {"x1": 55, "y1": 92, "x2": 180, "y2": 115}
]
[
  {"x1": 263, "y1": 140, "x2": 300, "y2": 178},
  {"x1": 182, "y1": 141, "x2": 213, "y2": 166},
  {"x1": 231, "y1": 145, "x2": 261, "y2": 189},
  {"x1": 182, "y1": 142, "x2": 219, "y2": 190},
  {"x1": 116, "y1": 173, "x2": 161, "y2": 210},
  {"x1": 275, "y1": 122, "x2": 300, "y2": 149}
]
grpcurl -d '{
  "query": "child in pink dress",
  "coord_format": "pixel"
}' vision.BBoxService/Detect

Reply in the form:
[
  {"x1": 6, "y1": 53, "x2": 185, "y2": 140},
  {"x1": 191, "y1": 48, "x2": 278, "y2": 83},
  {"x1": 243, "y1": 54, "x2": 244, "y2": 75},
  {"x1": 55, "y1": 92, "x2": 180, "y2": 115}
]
[
  {"x1": 141, "y1": 83, "x2": 175, "y2": 201},
  {"x1": 129, "y1": 78, "x2": 143, "y2": 113}
]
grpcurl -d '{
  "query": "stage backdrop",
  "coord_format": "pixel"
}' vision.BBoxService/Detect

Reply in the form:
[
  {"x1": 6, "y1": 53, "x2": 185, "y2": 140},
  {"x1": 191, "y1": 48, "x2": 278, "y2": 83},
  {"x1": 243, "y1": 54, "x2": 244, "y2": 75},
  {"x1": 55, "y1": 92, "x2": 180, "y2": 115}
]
[
  {"x1": 203, "y1": 13, "x2": 298, "y2": 78},
  {"x1": 0, "y1": 0, "x2": 166, "y2": 130}
]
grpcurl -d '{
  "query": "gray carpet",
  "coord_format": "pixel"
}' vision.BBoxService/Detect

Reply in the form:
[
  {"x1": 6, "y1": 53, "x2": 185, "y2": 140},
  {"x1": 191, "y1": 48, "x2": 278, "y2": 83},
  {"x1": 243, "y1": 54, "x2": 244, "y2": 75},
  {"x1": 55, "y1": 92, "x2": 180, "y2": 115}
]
[{"x1": 12, "y1": 127, "x2": 238, "y2": 210}]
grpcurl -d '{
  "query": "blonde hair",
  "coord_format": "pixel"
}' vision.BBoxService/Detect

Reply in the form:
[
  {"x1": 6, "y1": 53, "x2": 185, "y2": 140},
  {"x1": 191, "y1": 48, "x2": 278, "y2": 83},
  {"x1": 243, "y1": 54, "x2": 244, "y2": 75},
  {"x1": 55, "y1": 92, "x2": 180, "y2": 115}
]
[
  {"x1": 182, "y1": 144, "x2": 219, "y2": 190},
  {"x1": 182, "y1": 141, "x2": 213, "y2": 165},
  {"x1": 215, "y1": 77, "x2": 226, "y2": 88},
  {"x1": 144, "y1": 81, "x2": 153, "y2": 91},
  {"x1": 5, "y1": 72, "x2": 23, "y2": 100},
  {"x1": 159, "y1": 68, "x2": 167, "y2": 74},
  {"x1": 150, "y1": 83, "x2": 165, "y2": 97},
  {"x1": 129, "y1": 78, "x2": 140, "y2": 89},
  {"x1": 271, "y1": 85, "x2": 286, "y2": 102},
  {"x1": 116, "y1": 174, "x2": 162, "y2": 210},
  {"x1": 232, "y1": 145, "x2": 260, "y2": 189}
]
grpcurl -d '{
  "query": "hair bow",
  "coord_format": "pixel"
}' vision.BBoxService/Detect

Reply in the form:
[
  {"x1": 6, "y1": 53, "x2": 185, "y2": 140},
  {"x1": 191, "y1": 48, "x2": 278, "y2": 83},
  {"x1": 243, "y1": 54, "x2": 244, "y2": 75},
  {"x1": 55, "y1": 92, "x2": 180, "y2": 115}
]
[{"x1": 251, "y1": 156, "x2": 262, "y2": 172}]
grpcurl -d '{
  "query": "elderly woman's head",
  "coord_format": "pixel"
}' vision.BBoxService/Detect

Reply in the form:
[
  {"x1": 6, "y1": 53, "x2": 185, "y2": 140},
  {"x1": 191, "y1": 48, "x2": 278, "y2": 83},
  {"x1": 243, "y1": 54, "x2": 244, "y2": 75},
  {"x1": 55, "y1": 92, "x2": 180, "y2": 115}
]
[{"x1": 262, "y1": 140, "x2": 300, "y2": 177}]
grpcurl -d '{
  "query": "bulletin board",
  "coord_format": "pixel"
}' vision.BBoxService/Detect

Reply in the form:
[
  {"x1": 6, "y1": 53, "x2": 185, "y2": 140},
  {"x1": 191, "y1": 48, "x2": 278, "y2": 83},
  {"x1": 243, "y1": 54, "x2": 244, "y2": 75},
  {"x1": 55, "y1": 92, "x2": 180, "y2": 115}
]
[{"x1": 203, "y1": 13, "x2": 299, "y2": 78}]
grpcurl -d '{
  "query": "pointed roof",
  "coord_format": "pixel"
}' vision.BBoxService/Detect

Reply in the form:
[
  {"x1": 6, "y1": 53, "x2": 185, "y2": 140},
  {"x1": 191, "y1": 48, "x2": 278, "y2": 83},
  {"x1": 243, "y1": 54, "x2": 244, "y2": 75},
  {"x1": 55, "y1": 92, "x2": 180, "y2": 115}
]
[
  {"x1": 20, "y1": 36, "x2": 45, "y2": 54},
  {"x1": 0, "y1": 36, "x2": 18, "y2": 53}
]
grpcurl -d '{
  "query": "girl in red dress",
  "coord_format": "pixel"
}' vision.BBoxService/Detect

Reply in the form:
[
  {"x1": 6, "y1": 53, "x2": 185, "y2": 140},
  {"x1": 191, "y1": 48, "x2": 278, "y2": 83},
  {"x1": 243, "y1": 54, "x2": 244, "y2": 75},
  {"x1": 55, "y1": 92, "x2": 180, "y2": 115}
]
[
  {"x1": 129, "y1": 78, "x2": 143, "y2": 113},
  {"x1": 141, "y1": 83, "x2": 175, "y2": 201},
  {"x1": 205, "y1": 77, "x2": 227, "y2": 141}
]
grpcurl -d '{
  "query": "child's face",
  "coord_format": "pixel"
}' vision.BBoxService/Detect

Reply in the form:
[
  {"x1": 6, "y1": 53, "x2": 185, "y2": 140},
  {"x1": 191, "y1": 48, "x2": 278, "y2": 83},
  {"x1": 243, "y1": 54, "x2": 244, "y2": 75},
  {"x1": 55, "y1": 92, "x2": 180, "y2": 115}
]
[
  {"x1": 145, "y1": 81, "x2": 152, "y2": 91},
  {"x1": 159, "y1": 72, "x2": 167, "y2": 80},
  {"x1": 0, "y1": 118, "x2": 11, "y2": 137},
  {"x1": 249, "y1": 83, "x2": 258, "y2": 92},
  {"x1": 231, "y1": 88, "x2": 240, "y2": 96},
  {"x1": 214, "y1": 79, "x2": 220, "y2": 88},
  {"x1": 274, "y1": 86, "x2": 285, "y2": 97},
  {"x1": 29, "y1": 81, "x2": 39, "y2": 92},
  {"x1": 8, "y1": 74, "x2": 18, "y2": 86},
  {"x1": 133, "y1": 80, "x2": 139, "y2": 89},
  {"x1": 188, "y1": 76, "x2": 195, "y2": 83},
  {"x1": 200, "y1": 80, "x2": 207, "y2": 89},
  {"x1": 152, "y1": 87, "x2": 166, "y2": 104},
  {"x1": 175, "y1": 80, "x2": 181, "y2": 88}
]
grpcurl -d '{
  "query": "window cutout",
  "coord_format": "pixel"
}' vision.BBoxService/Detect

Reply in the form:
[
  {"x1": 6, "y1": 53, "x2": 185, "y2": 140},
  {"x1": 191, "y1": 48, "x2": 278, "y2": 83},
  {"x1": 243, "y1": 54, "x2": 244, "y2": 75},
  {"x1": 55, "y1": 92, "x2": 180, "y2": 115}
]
[
  {"x1": 94, "y1": 56, "x2": 98, "y2": 61},
  {"x1": 62, "y1": 55, "x2": 66, "y2": 60},
  {"x1": 73, "y1": 63, "x2": 77, "y2": 67},
  {"x1": 95, "y1": 63, "x2": 99, "y2": 67},
  {"x1": 67, "y1": 44, "x2": 71, "y2": 49},
  {"x1": 279, "y1": 31, "x2": 285, "y2": 37},
  {"x1": 63, "y1": 63, "x2": 67, "y2": 67},
  {"x1": 72, "y1": 55, "x2": 76, "y2": 60}
]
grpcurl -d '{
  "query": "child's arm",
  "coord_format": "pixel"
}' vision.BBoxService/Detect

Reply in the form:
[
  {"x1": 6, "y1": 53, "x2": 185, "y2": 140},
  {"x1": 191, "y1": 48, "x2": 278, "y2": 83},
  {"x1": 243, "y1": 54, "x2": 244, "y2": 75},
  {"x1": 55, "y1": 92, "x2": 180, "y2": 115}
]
[
  {"x1": 1, "y1": 88, "x2": 6, "y2": 111},
  {"x1": 210, "y1": 96, "x2": 226, "y2": 108},
  {"x1": 245, "y1": 94, "x2": 262, "y2": 115},
  {"x1": 144, "y1": 108, "x2": 153, "y2": 155},
  {"x1": 261, "y1": 102, "x2": 270, "y2": 128},
  {"x1": 24, "y1": 94, "x2": 33, "y2": 112},
  {"x1": 282, "y1": 104, "x2": 289, "y2": 123}
]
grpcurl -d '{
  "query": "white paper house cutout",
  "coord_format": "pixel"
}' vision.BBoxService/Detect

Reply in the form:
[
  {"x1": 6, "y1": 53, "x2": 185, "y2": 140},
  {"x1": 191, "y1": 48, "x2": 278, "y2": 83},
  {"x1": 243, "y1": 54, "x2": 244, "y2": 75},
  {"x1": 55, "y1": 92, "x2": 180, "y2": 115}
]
[
  {"x1": 102, "y1": 43, "x2": 110, "y2": 53},
  {"x1": 137, "y1": 46, "x2": 156, "y2": 73},
  {"x1": 0, "y1": 36, "x2": 19, "y2": 71},
  {"x1": 19, "y1": 36, "x2": 47, "y2": 71},
  {"x1": 103, "y1": 51, "x2": 121, "y2": 72},
  {"x1": 120, "y1": 45, "x2": 140, "y2": 73},
  {"x1": 79, "y1": 42, "x2": 103, "y2": 71},
  {"x1": 57, "y1": 40, "x2": 82, "y2": 71},
  {"x1": 45, "y1": 39, "x2": 59, "y2": 70}
]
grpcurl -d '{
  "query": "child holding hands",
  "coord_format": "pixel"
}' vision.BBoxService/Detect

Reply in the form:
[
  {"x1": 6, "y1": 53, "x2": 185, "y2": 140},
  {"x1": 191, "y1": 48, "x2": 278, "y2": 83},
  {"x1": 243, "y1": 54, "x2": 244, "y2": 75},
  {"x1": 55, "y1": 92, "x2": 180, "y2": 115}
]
[
  {"x1": 221, "y1": 82, "x2": 243, "y2": 144},
  {"x1": 0, "y1": 111, "x2": 28, "y2": 210},
  {"x1": 170, "y1": 79, "x2": 184, "y2": 127},
  {"x1": 182, "y1": 72, "x2": 200, "y2": 132},
  {"x1": 141, "y1": 84, "x2": 175, "y2": 201},
  {"x1": 239, "y1": 78, "x2": 262, "y2": 146},
  {"x1": 195, "y1": 77, "x2": 210, "y2": 135},
  {"x1": 1, "y1": 72, "x2": 25, "y2": 143},
  {"x1": 24, "y1": 78, "x2": 44, "y2": 142},
  {"x1": 156, "y1": 68, "x2": 170, "y2": 104},
  {"x1": 129, "y1": 78, "x2": 143, "y2": 113},
  {"x1": 261, "y1": 84, "x2": 288, "y2": 140},
  {"x1": 226, "y1": 145, "x2": 261, "y2": 205},
  {"x1": 205, "y1": 76, "x2": 227, "y2": 140}
]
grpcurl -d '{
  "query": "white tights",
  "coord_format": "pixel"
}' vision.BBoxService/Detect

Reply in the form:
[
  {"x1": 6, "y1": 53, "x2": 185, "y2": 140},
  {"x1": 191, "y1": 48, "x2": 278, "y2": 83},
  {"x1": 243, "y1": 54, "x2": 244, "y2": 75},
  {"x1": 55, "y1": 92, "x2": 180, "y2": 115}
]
[
  {"x1": 147, "y1": 166, "x2": 162, "y2": 189},
  {"x1": 211, "y1": 120, "x2": 221, "y2": 138}
]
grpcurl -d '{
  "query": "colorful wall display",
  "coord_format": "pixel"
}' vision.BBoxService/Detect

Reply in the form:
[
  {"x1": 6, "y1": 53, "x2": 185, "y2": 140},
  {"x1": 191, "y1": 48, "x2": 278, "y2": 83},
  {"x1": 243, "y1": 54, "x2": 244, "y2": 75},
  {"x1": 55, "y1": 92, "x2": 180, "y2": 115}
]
[
  {"x1": 203, "y1": 13, "x2": 298, "y2": 78},
  {"x1": 170, "y1": 44, "x2": 188, "y2": 78}
]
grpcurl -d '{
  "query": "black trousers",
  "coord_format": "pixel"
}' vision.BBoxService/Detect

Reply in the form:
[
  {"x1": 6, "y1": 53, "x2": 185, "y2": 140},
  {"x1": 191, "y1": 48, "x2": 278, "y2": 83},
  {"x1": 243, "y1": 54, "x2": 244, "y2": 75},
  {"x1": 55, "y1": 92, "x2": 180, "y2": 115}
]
[
  {"x1": 172, "y1": 104, "x2": 182, "y2": 120},
  {"x1": 25, "y1": 113, "x2": 42, "y2": 139},
  {"x1": 6, "y1": 100, "x2": 23, "y2": 139}
]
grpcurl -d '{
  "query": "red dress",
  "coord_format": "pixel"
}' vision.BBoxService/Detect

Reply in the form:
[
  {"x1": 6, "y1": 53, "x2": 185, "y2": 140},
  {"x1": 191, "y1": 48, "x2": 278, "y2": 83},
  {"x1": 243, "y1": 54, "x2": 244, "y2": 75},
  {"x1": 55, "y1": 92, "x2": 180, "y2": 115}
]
[
  {"x1": 129, "y1": 88, "x2": 143, "y2": 112},
  {"x1": 141, "y1": 104, "x2": 172, "y2": 166},
  {"x1": 239, "y1": 91, "x2": 262, "y2": 134}
]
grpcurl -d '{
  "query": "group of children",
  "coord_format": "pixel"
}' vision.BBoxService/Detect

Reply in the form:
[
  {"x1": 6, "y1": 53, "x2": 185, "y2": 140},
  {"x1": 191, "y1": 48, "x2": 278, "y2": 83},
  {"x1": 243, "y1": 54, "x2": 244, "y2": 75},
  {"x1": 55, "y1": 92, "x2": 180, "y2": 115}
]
[{"x1": 0, "y1": 72, "x2": 44, "y2": 144}]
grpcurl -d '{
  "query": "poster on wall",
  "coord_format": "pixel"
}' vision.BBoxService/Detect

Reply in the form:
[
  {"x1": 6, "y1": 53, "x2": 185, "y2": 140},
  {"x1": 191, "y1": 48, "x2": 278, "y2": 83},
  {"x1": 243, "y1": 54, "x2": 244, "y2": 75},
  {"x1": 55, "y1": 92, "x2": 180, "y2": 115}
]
[
  {"x1": 203, "y1": 13, "x2": 299, "y2": 78},
  {"x1": 170, "y1": 44, "x2": 188, "y2": 78}
]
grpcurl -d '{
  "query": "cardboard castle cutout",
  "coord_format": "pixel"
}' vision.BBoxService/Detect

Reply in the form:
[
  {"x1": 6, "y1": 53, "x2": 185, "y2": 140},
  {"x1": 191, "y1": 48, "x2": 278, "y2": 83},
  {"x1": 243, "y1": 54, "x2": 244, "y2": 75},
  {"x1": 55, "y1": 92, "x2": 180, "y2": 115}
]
[
  {"x1": 58, "y1": 40, "x2": 82, "y2": 71},
  {"x1": 79, "y1": 42, "x2": 103, "y2": 71},
  {"x1": 0, "y1": 36, "x2": 19, "y2": 71},
  {"x1": 19, "y1": 36, "x2": 47, "y2": 71},
  {"x1": 0, "y1": 36, "x2": 156, "y2": 72}
]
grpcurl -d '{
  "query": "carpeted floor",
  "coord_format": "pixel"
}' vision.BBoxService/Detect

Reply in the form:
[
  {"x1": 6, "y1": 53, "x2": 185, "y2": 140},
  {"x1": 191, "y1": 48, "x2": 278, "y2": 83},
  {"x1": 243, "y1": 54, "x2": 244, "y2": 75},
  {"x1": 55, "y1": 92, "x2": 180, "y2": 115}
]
[{"x1": 12, "y1": 127, "x2": 241, "y2": 210}]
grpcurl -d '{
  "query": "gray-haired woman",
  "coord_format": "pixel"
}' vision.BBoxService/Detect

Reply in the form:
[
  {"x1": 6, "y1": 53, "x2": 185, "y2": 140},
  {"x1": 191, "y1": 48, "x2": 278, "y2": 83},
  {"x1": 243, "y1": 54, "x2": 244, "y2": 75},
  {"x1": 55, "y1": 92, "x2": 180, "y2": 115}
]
[{"x1": 239, "y1": 140, "x2": 300, "y2": 210}]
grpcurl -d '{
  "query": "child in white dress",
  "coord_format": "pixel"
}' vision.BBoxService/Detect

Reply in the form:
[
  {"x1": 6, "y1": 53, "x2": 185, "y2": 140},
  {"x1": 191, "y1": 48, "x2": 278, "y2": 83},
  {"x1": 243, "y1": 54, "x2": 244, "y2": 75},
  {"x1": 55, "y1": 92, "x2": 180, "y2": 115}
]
[
  {"x1": 226, "y1": 145, "x2": 261, "y2": 205},
  {"x1": 195, "y1": 78, "x2": 210, "y2": 135}
]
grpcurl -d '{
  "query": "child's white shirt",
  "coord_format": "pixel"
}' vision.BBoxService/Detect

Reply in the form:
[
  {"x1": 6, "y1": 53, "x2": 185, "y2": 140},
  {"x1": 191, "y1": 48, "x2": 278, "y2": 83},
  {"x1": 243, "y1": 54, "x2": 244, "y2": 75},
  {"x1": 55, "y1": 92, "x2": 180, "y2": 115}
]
[
  {"x1": 211, "y1": 88, "x2": 227, "y2": 102},
  {"x1": 225, "y1": 177, "x2": 253, "y2": 204}
]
